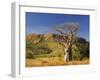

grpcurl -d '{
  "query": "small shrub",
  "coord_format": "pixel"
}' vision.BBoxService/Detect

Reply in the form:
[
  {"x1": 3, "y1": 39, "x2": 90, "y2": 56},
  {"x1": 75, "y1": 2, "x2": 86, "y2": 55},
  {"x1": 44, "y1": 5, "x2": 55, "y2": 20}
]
[{"x1": 26, "y1": 51, "x2": 34, "y2": 59}]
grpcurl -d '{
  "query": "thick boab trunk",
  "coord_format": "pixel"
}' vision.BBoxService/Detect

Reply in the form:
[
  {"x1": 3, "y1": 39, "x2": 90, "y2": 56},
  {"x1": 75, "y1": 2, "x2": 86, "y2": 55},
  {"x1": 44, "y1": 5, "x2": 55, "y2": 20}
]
[
  {"x1": 64, "y1": 45, "x2": 72, "y2": 62},
  {"x1": 64, "y1": 50, "x2": 69, "y2": 62},
  {"x1": 64, "y1": 48, "x2": 70, "y2": 62}
]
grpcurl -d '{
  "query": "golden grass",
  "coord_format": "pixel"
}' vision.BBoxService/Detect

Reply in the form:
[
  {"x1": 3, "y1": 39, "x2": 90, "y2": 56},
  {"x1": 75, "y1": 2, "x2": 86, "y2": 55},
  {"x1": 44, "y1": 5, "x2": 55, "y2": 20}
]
[{"x1": 26, "y1": 57, "x2": 89, "y2": 67}]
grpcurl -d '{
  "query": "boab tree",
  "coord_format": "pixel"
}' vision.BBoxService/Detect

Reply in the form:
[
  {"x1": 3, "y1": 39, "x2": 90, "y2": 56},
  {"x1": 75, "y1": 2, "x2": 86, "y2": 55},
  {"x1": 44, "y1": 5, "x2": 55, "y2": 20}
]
[{"x1": 54, "y1": 22, "x2": 79, "y2": 62}]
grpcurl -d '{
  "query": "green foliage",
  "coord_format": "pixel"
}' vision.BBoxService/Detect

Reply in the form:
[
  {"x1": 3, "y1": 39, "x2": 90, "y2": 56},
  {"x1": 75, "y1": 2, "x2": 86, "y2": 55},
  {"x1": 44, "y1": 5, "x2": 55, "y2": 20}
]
[
  {"x1": 26, "y1": 45, "x2": 52, "y2": 59},
  {"x1": 72, "y1": 44, "x2": 81, "y2": 60},
  {"x1": 26, "y1": 51, "x2": 34, "y2": 59},
  {"x1": 78, "y1": 43, "x2": 89, "y2": 58},
  {"x1": 75, "y1": 37, "x2": 89, "y2": 60},
  {"x1": 32, "y1": 46, "x2": 52, "y2": 55}
]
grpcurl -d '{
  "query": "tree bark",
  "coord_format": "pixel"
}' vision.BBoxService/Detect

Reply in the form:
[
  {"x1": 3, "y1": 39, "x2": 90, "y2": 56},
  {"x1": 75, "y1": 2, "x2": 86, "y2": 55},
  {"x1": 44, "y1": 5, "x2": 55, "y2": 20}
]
[
  {"x1": 64, "y1": 44, "x2": 72, "y2": 62},
  {"x1": 64, "y1": 48, "x2": 69, "y2": 62}
]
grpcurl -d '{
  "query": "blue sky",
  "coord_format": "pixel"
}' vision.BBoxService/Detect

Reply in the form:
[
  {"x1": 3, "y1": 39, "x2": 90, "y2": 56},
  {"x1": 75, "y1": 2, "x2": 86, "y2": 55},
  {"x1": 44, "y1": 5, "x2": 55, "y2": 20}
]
[{"x1": 26, "y1": 12, "x2": 89, "y2": 41}]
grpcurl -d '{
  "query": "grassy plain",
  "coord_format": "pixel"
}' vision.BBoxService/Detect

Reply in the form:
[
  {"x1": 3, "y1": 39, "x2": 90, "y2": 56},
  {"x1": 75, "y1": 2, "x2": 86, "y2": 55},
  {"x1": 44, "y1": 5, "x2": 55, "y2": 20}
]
[{"x1": 26, "y1": 57, "x2": 89, "y2": 67}]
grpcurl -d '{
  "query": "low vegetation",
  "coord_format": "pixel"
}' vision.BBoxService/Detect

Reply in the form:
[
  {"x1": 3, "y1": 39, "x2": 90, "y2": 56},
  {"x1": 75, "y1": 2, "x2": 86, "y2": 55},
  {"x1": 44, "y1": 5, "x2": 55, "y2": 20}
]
[{"x1": 26, "y1": 58, "x2": 89, "y2": 67}]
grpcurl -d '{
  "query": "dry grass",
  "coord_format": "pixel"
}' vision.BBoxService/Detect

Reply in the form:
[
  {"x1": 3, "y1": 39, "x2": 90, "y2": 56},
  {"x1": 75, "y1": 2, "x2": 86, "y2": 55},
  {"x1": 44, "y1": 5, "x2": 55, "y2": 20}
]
[{"x1": 26, "y1": 57, "x2": 89, "y2": 67}]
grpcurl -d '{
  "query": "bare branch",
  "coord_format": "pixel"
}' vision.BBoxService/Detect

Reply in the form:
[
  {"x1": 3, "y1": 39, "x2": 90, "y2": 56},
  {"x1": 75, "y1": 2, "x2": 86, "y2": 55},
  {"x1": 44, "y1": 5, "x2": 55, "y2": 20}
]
[
  {"x1": 54, "y1": 22, "x2": 80, "y2": 46},
  {"x1": 63, "y1": 22, "x2": 79, "y2": 34}
]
